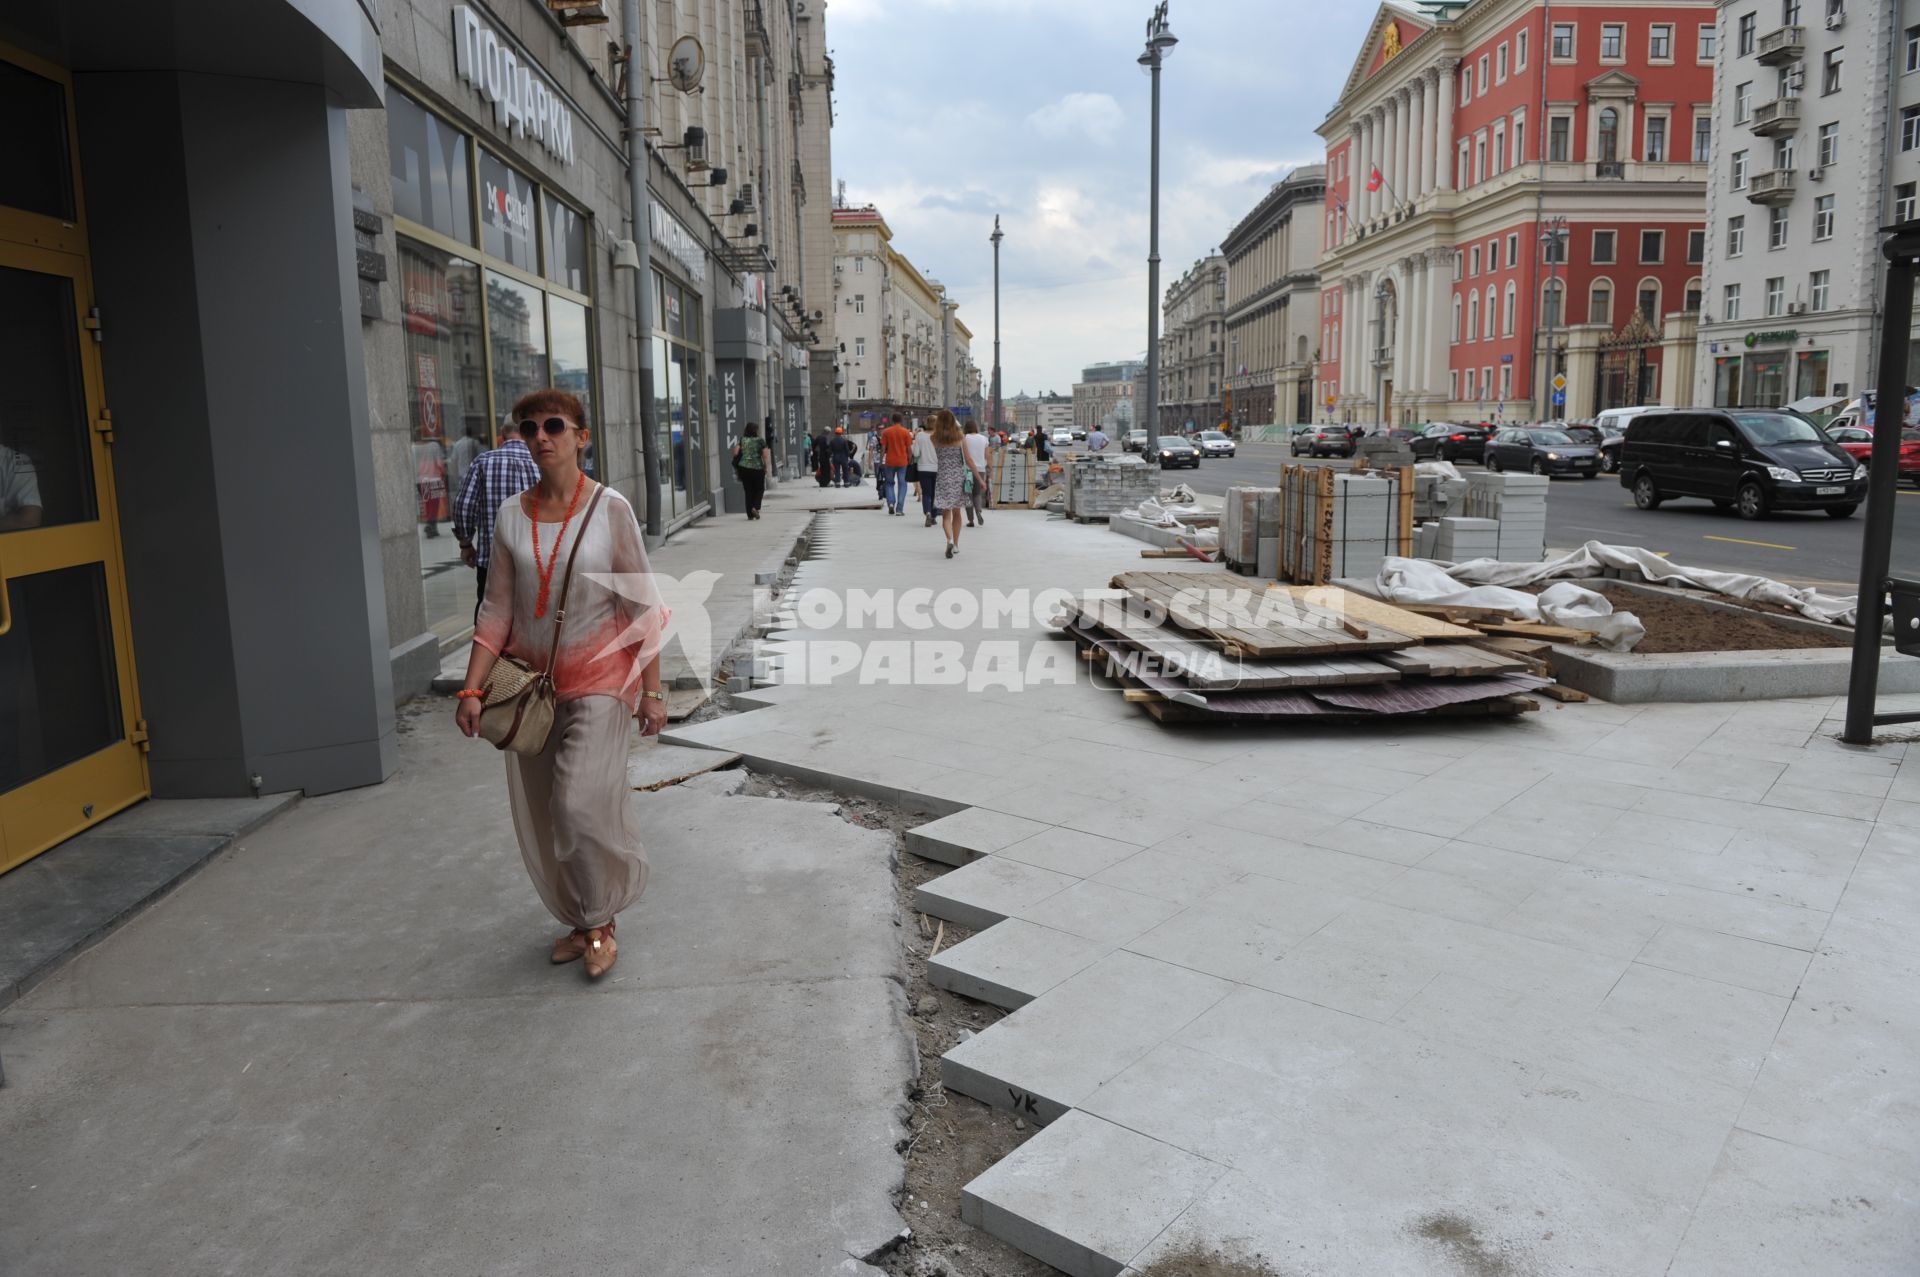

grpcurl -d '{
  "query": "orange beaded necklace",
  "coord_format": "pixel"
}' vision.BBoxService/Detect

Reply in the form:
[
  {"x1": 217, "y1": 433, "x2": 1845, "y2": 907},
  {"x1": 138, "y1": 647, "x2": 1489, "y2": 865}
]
[{"x1": 528, "y1": 470, "x2": 589, "y2": 619}]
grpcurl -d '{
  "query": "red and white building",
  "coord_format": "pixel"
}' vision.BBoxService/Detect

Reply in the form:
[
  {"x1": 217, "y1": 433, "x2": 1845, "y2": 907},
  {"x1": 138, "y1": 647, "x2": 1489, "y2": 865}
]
[{"x1": 1316, "y1": 0, "x2": 1715, "y2": 426}]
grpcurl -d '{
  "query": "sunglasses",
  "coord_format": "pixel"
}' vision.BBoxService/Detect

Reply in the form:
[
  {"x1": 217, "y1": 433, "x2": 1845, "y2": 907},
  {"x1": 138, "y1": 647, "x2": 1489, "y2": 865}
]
[{"x1": 517, "y1": 417, "x2": 579, "y2": 438}]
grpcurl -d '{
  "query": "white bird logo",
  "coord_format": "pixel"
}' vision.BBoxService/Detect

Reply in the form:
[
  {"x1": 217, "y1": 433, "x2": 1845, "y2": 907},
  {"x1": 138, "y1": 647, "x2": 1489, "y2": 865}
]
[{"x1": 585, "y1": 568, "x2": 724, "y2": 693}]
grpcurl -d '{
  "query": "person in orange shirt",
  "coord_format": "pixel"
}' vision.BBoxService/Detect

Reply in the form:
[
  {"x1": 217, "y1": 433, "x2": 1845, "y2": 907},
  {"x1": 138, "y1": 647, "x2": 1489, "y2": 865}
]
[{"x1": 878, "y1": 411, "x2": 916, "y2": 516}]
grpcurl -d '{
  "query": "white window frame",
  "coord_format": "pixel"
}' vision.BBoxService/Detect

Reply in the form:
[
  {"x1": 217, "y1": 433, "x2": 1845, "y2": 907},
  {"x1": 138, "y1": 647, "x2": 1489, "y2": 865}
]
[
  {"x1": 1497, "y1": 42, "x2": 1509, "y2": 84},
  {"x1": 1699, "y1": 23, "x2": 1717, "y2": 63},
  {"x1": 1732, "y1": 149, "x2": 1749, "y2": 190},
  {"x1": 1552, "y1": 22, "x2": 1576, "y2": 61},
  {"x1": 1735, "y1": 82, "x2": 1752, "y2": 123},
  {"x1": 1467, "y1": 292, "x2": 1479, "y2": 343},
  {"x1": 1688, "y1": 228, "x2": 1707, "y2": 265},
  {"x1": 1810, "y1": 269, "x2": 1830, "y2": 311},
  {"x1": 1768, "y1": 205, "x2": 1789, "y2": 249},
  {"x1": 1724, "y1": 283, "x2": 1742, "y2": 322},
  {"x1": 1517, "y1": 28, "x2": 1529, "y2": 71},
  {"x1": 1728, "y1": 215, "x2": 1745, "y2": 257},
  {"x1": 1822, "y1": 49, "x2": 1842, "y2": 96},
  {"x1": 1503, "y1": 282, "x2": 1517, "y2": 335},
  {"x1": 1507, "y1": 231, "x2": 1521, "y2": 267},
  {"x1": 853, "y1": 256, "x2": 864, "y2": 273},
  {"x1": 1451, "y1": 293, "x2": 1462, "y2": 342},
  {"x1": 1484, "y1": 285, "x2": 1497, "y2": 339},
  {"x1": 1903, "y1": 106, "x2": 1920, "y2": 152},
  {"x1": 1470, "y1": 246, "x2": 1481, "y2": 277},
  {"x1": 1650, "y1": 24, "x2": 1675, "y2": 63},
  {"x1": 1548, "y1": 114, "x2": 1573, "y2": 163},
  {"x1": 1817, "y1": 122, "x2": 1838, "y2": 168},
  {"x1": 854, "y1": 336, "x2": 866, "y2": 357},
  {"x1": 1907, "y1": 25, "x2": 1920, "y2": 74},
  {"x1": 1478, "y1": 54, "x2": 1490, "y2": 95},
  {"x1": 1813, "y1": 195, "x2": 1835, "y2": 241},
  {"x1": 1512, "y1": 111, "x2": 1526, "y2": 165},
  {"x1": 1641, "y1": 229, "x2": 1666, "y2": 264},
  {"x1": 1694, "y1": 112, "x2": 1714, "y2": 162},
  {"x1": 1898, "y1": 182, "x2": 1918, "y2": 223},
  {"x1": 1765, "y1": 276, "x2": 1785, "y2": 317},
  {"x1": 1590, "y1": 279, "x2": 1615, "y2": 326},
  {"x1": 853, "y1": 293, "x2": 866, "y2": 314},
  {"x1": 1645, "y1": 114, "x2": 1669, "y2": 163},
  {"x1": 1600, "y1": 23, "x2": 1626, "y2": 62}
]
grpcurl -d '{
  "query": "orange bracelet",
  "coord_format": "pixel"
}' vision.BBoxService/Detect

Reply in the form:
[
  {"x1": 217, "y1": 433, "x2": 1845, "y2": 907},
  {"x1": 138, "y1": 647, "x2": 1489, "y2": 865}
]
[{"x1": 455, "y1": 688, "x2": 484, "y2": 700}]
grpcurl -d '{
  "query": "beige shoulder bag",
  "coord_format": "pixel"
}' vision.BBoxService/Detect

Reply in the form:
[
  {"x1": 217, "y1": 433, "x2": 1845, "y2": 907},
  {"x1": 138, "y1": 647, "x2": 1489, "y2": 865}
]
[{"x1": 479, "y1": 484, "x2": 606, "y2": 754}]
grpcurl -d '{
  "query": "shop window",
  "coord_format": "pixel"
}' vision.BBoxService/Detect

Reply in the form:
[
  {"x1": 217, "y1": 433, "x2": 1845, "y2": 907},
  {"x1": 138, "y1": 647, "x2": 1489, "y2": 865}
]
[
  {"x1": 387, "y1": 89, "x2": 472, "y2": 245},
  {"x1": 549, "y1": 295, "x2": 593, "y2": 426},
  {"x1": 0, "y1": 58, "x2": 75, "y2": 222},
  {"x1": 487, "y1": 272, "x2": 550, "y2": 434},
  {"x1": 479, "y1": 149, "x2": 538, "y2": 273},
  {"x1": 397, "y1": 238, "x2": 484, "y2": 466},
  {"x1": 544, "y1": 198, "x2": 589, "y2": 293},
  {"x1": 1796, "y1": 349, "x2": 1830, "y2": 399}
]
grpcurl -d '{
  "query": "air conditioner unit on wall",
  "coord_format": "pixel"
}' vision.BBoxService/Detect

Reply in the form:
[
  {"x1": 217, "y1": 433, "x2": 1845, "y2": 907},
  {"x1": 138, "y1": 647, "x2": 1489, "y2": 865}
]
[
  {"x1": 1826, "y1": 10, "x2": 1844, "y2": 30},
  {"x1": 1809, "y1": 166, "x2": 1827, "y2": 181},
  {"x1": 1788, "y1": 301, "x2": 1809, "y2": 314}
]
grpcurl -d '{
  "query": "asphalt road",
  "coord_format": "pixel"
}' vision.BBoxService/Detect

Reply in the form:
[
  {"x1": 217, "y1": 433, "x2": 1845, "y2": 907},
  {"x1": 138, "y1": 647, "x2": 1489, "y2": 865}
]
[{"x1": 1063, "y1": 439, "x2": 1920, "y2": 588}]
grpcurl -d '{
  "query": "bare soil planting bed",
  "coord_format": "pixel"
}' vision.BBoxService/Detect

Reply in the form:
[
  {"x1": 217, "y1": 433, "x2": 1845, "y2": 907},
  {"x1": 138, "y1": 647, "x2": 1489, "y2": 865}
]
[{"x1": 1591, "y1": 584, "x2": 1849, "y2": 655}]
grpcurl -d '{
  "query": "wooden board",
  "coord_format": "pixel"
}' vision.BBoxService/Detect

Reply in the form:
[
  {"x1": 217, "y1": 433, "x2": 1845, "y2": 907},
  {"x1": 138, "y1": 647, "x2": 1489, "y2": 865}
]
[
  {"x1": 1376, "y1": 643, "x2": 1529, "y2": 679},
  {"x1": 1476, "y1": 621, "x2": 1597, "y2": 645},
  {"x1": 1066, "y1": 608, "x2": 1401, "y2": 691},
  {"x1": 1108, "y1": 571, "x2": 1418, "y2": 657},
  {"x1": 1265, "y1": 585, "x2": 1481, "y2": 642},
  {"x1": 1399, "y1": 602, "x2": 1526, "y2": 623}
]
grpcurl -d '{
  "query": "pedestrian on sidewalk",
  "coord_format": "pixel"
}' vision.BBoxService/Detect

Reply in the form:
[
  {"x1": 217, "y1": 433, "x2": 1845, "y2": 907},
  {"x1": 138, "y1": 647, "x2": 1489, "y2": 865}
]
[
  {"x1": 453, "y1": 425, "x2": 540, "y2": 622},
  {"x1": 455, "y1": 388, "x2": 671, "y2": 982},
  {"x1": 730, "y1": 422, "x2": 767, "y2": 520},
  {"x1": 962, "y1": 421, "x2": 990, "y2": 527},
  {"x1": 879, "y1": 412, "x2": 915, "y2": 515},
  {"x1": 912, "y1": 419, "x2": 940, "y2": 526},
  {"x1": 810, "y1": 428, "x2": 833, "y2": 487},
  {"x1": 867, "y1": 422, "x2": 884, "y2": 502},
  {"x1": 1086, "y1": 424, "x2": 1109, "y2": 452},
  {"x1": 830, "y1": 426, "x2": 854, "y2": 486},
  {"x1": 931, "y1": 409, "x2": 983, "y2": 559}
]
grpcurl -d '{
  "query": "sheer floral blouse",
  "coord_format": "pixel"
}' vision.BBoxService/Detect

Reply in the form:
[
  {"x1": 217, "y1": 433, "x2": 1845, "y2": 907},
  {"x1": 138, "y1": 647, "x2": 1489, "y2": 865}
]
[{"x1": 473, "y1": 485, "x2": 670, "y2": 710}]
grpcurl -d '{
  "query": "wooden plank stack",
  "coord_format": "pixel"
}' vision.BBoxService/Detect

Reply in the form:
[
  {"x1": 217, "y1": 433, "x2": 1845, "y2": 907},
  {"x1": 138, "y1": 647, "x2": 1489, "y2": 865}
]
[
  {"x1": 1277, "y1": 465, "x2": 1415, "y2": 586},
  {"x1": 1062, "y1": 571, "x2": 1553, "y2": 724}
]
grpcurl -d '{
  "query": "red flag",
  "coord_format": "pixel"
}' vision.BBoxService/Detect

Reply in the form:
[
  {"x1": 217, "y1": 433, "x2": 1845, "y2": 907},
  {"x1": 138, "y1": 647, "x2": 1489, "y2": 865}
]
[{"x1": 1367, "y1": 166, "x2": 1384, "y2": 192}]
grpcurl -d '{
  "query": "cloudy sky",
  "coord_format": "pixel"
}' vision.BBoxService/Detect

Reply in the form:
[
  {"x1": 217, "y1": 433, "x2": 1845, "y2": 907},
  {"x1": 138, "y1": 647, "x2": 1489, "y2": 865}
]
[{"x1": 823, "y1": 0, "x2": 1377, "y2": 398}]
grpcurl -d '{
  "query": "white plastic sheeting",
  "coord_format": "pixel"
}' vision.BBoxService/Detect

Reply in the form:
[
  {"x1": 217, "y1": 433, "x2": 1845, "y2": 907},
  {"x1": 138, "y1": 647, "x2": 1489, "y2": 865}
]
[
  {"x1": 1376, "y1": 539, "x2": 1861, "y2": 647},
  {"x1": 1375, "y1": 557, "x2": 1646, "y2": 651}
]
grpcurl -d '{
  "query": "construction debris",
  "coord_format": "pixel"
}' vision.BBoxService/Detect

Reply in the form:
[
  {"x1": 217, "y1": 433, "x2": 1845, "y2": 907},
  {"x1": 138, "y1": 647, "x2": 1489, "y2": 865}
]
[{"x1": 1062, "y1": 571, "x2": 1549, "y2": 724}]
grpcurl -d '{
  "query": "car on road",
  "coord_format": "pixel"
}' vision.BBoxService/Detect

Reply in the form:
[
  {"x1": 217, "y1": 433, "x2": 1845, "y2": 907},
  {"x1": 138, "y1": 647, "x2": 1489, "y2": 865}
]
[
  {"x1": 1828, "y1": 425, "x2": 1920, "y2": 483},
  {"x1": 1561, "y1": 423, "x2": 1604, "y2": 448},
  {"x1": 1122, "y1": 429, "x2": 1149, "y2": 452},
  {"x1": 1410, "y1": 422, "x2": 1493, "y2": 463},
  {"x1": 1485, "y1": 426, "x2": 1600, "y2": 477},
  {"x1": 1154, "y1": 435, "x2": 1201, "y2": 468},
  {"x1": 1291, "y1": 426, "x2": 1356, "y2": 458},
  {"x1": 1195, "y1": 430, "x2": 1236, "y2": 458},
  {"x1": 1050, "y1": 429, "x2": 1073, "y2": 448},
  {"x1": 1071, "y1": 426, "x2": 1088, "y2": 440},
  {"x1": 1619, "y1": 408, "x2": 1868, "y2": 520}
]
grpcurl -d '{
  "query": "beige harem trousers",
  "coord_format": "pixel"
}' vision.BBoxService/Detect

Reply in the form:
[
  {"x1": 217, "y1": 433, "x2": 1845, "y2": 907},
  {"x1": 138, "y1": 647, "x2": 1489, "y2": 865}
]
[{"x1": 505, "y1": 695, "x2": 648, "y2": 930}]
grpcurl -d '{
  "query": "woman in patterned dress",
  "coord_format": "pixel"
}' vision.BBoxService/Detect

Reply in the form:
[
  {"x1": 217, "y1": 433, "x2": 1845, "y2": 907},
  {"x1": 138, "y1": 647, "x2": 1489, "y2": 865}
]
[{"x1": 929, "y1": 409, "x2": 983, "y2": 559}]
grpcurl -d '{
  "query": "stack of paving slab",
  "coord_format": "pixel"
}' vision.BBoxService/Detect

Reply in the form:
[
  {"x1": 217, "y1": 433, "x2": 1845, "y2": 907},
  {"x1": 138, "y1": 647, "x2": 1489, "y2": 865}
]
[
  {"x1": 1431, "y1": 515, "x2": 1500, "y2": 562},
  {"x1": 1060, "y1": 571, "x2": 1547, "y2": 725},
  {"x1": 1413, "y1": 472, "x2": 1470, "y2": 520},
  {"x1": 1461, "y1": 471, "x2": 1549, "y2": 562},
  {"x1": 1219, "y1": 486, "x2": 1280, "y2": 576},
  {"x1": 1062, "y1": 454, "x2": 1156, "y2": 520},
  {"x1": 1279, "y1": 469, "x2": 1409, "y2": 584}
]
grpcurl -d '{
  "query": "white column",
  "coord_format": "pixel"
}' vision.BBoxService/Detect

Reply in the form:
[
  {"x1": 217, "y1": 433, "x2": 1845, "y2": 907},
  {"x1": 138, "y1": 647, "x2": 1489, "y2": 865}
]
[
  {"x1": 1428, "y1": 250, "x2": 1451, "y2": 404},
  {"x1": 1358, "y1": 118, "x2": 1374, "y2": 222},
  {"x1": 1405, "y1": 259, "x2": 1423, "y2": 393},
  {"x1": 1435, "y1": 63, "x2": 1456, "y2": 192},
  {"x1": 1346, "y1": 280, "x2": 1361, "y2": 397},
  {"x1": 1384, "y1": 98, "x2": 1399, "y2": 212},
  {"x1": 1408, "y1": 84, "x2": 1425, "y2": 200},
  {"x1": 1395, "y1": 91, "x2": 1411, "y2": 204},
  {"x1": 1373, "y1": 109, "x2": 1388, "y2": 218}
]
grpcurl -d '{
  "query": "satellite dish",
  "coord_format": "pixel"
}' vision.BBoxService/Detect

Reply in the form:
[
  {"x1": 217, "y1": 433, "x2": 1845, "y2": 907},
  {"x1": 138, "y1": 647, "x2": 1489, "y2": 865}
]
[{"x1": 668, "y1": 36, "x2": 705, "y2": 94}]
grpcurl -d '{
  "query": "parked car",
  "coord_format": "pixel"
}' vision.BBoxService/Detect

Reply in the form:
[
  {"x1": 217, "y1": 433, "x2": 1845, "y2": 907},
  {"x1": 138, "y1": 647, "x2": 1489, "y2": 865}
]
[
  {"x1": 1827, "y1": 425, "x2": 1920, "y2": 483},
  {"x1": 1619, "y1": 408, "x2": 1867, "y2": 519},
  {"x1": 1154, "y1": 435, "x2": 1201, "y2": 468},
  {"x1": 1195, "y1": 430, "x2": 1236, "y2": 458},
  {"x1": 1561, "y1": 423, "x2": 1604, "y2": 448},
  {"x1": 1122, "y1": 429, "x2": 1149, "y2": 453},
  {"x1": 1595, "y1": 405, "x2": 1662, "y2": 437},
  {"x1": 1485, "y1": 426, "x2": 1600, "y2": 477},
  {"x1": 1050, "y1": 428, "x2": 1074, "y2": 447},
  {"x1": 1410, "y1": 422, "x2": 1493, "y2": 463},
  {"x1": 1071, "y1": 426, "x2": 1088, "y2": 440},
  {"x1": 1291, "y1": 427, "x2": 1356, "y2": 458}
]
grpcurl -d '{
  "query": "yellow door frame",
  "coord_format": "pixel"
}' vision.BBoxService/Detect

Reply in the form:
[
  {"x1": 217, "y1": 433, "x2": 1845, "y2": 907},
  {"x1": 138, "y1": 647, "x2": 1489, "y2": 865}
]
[{"x1": 0, "y1": 42, "x2": 149, "y2": 873}]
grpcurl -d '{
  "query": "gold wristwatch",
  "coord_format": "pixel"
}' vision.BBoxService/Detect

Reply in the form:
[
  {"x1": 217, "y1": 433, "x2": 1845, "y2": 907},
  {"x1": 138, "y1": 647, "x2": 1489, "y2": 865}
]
[{"x1": 641, "y1": 690, "x2": 666, "y2": 702}]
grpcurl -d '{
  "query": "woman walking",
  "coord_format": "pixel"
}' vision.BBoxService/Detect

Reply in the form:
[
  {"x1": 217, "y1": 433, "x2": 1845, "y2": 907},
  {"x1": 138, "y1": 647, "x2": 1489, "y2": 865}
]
[
  {"x1": 930, "y1": 409, "x2": 984, "y2": 559},
  {"x1": 731, "y1": 422, "x2": 767, "y2": 519},
  {"x1": 912, "y1": 419, "x2": 940, "y2": 526},
  {"x1": 455, "y1": 389, "x2": 670, "y2": 981}
]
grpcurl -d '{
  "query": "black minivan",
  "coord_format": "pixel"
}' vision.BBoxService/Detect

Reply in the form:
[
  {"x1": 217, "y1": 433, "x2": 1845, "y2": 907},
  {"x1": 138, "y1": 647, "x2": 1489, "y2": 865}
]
[{"x1": 1618, "y1": 408, "x2": 1868, "y2": 520}]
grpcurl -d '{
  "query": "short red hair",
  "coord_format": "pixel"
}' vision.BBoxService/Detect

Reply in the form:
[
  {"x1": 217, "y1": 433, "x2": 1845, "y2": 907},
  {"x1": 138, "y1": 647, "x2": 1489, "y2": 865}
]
[{"x1": 510, "y1": 388, "x2": 588, "y2": 429}]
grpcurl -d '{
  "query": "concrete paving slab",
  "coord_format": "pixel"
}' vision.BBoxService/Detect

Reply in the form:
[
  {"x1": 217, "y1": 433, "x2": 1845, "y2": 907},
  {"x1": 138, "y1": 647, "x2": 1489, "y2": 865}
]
[
  {"x1": 1014, "y1": 879, "x2": 1185, "y2": 945},
  {"x1": 928, "y1": 918, "x2": 1113, "y2": 1009},
  {"x1": 626, "y1": 739, "x2": 741, "y2": 790},
  {"x1": 1119, "y1": 904, "x2": 1303, "y2": 984},
  {"x1": 906, "y1": 807, "x2": 1053, "y2": 867},
  {"x1": 1667, "y1": 1130, "x2": 1920, "y2": 1277},
  {"x1": 913, "y1": 856, "x2": 1078, "y2": 931},
  {"x1": 996, "y1": 826, "x2": 1145, "y2": 878},
  {"x1": 960, "y1": 1110, "x2": 1227, "y2": 1277},
  {"x1": 940, "y1": 950, "x2": 1234, "y2": 1124}
]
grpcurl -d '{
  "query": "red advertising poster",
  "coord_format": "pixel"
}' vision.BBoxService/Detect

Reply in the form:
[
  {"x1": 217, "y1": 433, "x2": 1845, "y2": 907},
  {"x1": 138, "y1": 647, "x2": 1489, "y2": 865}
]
[
  {"x1": 415, "y1": 353, "x2": 443, "y2": 439},
  {"x1": 416, "y1": 442, "x2": 447, "y2": 522}
]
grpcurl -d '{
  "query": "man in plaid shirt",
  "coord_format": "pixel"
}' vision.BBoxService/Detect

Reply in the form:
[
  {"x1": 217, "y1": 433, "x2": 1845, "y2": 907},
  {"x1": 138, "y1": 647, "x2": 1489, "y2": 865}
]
[{"x1": 453, "y1": 431, "x2": 540, "y2": 616}]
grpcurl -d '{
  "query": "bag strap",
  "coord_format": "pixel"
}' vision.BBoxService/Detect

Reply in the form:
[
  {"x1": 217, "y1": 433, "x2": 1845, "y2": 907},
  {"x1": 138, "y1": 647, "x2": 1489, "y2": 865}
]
[{"x1": 543, "y1": 482, "x2": 607, "y2": 672}]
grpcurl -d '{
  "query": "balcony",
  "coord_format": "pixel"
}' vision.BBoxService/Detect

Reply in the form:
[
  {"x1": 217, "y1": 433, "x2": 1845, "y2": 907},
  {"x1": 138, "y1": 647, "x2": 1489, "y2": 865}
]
[
  {"x1": 1756, "y1": 25, "x2": 1805, "y2": 66},
  {"x1": 1750, "y1": 97, "x2": 1801, "y2": 137},
  {"x1": 1595, "y1": 161, "x2": 1626, "y2": 179},
  {"x1": 1746, "y1": 168, "x2": 1797, "y2": 205}
]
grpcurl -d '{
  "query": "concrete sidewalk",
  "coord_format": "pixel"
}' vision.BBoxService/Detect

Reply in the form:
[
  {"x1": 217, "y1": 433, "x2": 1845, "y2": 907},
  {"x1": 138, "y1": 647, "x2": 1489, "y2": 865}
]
[
  {"x1": 0, "y1": 703, "x2": 914, "y2": 1274},
  {"x1": 666, "y1": 504, "x2": 1920, "y2": 1275}
]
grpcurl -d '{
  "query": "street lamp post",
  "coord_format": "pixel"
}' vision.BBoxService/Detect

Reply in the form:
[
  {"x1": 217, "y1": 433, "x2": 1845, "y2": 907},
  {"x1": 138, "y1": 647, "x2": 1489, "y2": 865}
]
[
  {"x1": 990, "y1": 217, "x2": 1004, "y2": 434},
  {"x1": 1537, "y1": 215, "x2": 1567, "y2": 422},
  {"x1": 1140, "y1": 2, "x2": 1176, "y2": 467}
]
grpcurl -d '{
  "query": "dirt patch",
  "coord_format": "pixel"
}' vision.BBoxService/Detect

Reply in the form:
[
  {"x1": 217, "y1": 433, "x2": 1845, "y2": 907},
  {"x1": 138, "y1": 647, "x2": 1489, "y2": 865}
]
[
  {"x1": 1134, "y1": 1244, "x2": 1286, "y2": 1276},
  {"x1": 1593, "y1": 584, "x2": 1849, "y2": 654},
  {"x1": 733, "y1": 772, "x2": 1055, "y2": 1277},
  {"x1": 1411, "y1": 1212, "x2": 1532, "y2": 1276}
]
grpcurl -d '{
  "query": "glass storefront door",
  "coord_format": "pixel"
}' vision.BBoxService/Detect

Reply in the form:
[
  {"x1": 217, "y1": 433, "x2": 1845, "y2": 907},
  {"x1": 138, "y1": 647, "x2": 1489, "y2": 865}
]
[{"x1": 0, "y1": 47, "x2": 147, "y2": 873}]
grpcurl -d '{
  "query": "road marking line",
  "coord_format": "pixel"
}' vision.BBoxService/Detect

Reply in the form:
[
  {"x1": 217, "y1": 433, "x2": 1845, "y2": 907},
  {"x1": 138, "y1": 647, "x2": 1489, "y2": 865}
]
[{"x1": 1704, "y1": 534, "x2": 1796, "y2": 550}]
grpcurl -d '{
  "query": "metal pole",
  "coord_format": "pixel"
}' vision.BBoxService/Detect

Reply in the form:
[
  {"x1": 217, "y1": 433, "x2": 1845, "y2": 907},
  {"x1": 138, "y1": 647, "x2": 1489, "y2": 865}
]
[
  {"x1": 992, "y1": 217, "x2": 1003, "y2": 433},
  {"x1": 1144, "y1": 31, "x2": 1165, "y2": 465},
  {"x1": 1843, "y1": 234, "x2": 1920, "y2": 742},
  {"x1": 622, "y1": 0, "x2": 663, "y2": 537}
]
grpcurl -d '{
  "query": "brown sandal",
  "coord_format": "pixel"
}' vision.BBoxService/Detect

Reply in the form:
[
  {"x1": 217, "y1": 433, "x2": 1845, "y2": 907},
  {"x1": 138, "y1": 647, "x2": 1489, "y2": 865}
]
[
  {"x1": 551, "y1": 929, "x2": 588, "y2": 964},
  {"x1": 583, "y1": 919, "x2": 618, "y2": 979}
]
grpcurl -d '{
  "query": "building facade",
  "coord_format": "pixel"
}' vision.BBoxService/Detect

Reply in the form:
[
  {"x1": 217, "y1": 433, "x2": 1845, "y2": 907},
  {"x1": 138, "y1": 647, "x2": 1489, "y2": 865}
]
[
  {"x1": 1318, "y1": 1, "x2": 1712, "y2": 427},
  {"x1": 831, "y1": 205, "x2": 974, "y2": 424},
  {"x1": 1074, "y1": 359, "x2": 1145, "y2": 430},
  {"x1": 1037, "y1": 394, "x2": 1076, "y2": 432},
  {"x1": 1159, "y1": 254, "x2": 1227, "y2": 431},
  {"x1": 0, "y1": 0, "x2": 837, "y2": 876},
  {"x1": 1695, "y1": 0, "x2": 1915, "y2": 408},
  {"x1": 1222, "y1": 165, "x2": 1328, "y2": 431}
]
